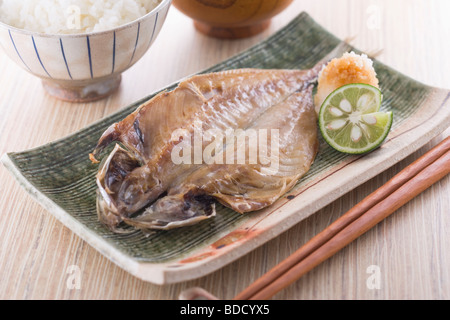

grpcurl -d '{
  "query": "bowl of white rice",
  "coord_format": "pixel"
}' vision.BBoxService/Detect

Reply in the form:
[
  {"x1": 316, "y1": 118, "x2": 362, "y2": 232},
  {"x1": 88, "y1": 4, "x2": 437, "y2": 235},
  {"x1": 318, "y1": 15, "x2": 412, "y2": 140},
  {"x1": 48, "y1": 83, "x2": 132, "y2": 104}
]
[{"x1": 0, "y1": 0, "x2": 172, "y2": 102}]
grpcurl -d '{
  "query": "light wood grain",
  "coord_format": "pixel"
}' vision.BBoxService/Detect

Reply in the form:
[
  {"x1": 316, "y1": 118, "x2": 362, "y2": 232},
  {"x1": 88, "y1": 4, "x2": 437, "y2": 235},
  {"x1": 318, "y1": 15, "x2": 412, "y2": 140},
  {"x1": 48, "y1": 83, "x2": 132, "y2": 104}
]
[{"x1": 1, "y1": 0, "x2": 449, "y2": 300}]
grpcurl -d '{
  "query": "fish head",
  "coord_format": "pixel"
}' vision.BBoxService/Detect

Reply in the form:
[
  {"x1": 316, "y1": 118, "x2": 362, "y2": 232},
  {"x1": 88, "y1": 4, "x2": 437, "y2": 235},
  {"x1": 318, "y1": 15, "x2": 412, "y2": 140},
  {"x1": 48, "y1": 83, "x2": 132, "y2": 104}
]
[
  {"x1": 123, "y1": 190, "x2": 216, "y2": 231},
  {"x1": 95, "y1": 144, "x2": 143, "y2": 230}
]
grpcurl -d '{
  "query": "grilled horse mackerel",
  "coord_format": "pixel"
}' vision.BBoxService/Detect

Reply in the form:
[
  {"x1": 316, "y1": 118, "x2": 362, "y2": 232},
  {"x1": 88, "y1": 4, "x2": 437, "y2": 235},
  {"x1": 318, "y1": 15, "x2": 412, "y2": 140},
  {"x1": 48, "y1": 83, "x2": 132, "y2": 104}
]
[{"x1": 90, "y1": 60, "x2": 330, "y2": 232}]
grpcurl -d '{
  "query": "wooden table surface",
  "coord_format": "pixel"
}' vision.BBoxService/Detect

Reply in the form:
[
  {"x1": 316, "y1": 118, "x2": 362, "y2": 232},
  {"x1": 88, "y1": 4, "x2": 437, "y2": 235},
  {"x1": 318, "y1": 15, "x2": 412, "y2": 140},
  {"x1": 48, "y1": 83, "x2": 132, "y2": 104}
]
[{"x1": 1, "y1": 0, "x2": 449, "y2": 300}]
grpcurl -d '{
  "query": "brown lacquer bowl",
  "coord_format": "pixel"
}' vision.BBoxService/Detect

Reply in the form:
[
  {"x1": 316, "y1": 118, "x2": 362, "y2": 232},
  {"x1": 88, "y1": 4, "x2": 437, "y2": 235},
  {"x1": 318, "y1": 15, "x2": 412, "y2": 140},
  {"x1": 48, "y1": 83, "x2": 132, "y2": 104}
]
[{"x1": 172, "y1": 0, "x2": 293, "y2": 39}]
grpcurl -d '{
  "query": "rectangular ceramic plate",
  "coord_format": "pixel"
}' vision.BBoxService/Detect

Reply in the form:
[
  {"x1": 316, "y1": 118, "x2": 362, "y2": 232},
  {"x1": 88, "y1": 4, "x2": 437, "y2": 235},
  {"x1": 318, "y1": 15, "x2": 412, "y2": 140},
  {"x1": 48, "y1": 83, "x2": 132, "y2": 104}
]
[{"x1": 3, "y1": 12, "x2": 450, "y2": 285}]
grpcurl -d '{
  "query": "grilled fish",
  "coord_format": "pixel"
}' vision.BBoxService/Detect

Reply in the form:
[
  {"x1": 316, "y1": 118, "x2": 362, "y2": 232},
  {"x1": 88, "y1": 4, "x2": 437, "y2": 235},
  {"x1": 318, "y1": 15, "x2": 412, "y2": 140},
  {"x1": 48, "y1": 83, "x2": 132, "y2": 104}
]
[{"x1": 91, "y1": 57, "x2": 335, "y2": 232}]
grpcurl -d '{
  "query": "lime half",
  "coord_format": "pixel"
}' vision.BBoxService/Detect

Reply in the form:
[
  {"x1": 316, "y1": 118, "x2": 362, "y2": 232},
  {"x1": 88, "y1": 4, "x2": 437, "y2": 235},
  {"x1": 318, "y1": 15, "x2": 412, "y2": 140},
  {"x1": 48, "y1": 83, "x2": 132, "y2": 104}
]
[{"x1": 319, "y1": 83, "x2": 393, "y2": 154}]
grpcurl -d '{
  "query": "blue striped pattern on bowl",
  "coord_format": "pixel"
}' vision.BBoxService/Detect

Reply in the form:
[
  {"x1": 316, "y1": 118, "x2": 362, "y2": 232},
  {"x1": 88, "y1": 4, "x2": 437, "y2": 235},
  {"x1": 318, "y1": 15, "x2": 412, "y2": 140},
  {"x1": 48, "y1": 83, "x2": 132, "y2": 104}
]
[{"x1": 0, "y1": 0, "x2": 171, "y2": 81}]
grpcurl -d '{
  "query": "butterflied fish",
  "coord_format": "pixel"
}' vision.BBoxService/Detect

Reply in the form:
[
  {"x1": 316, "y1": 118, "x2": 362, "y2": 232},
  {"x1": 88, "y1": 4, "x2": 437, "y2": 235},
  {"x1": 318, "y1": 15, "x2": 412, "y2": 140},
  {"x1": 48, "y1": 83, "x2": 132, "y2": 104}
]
[{"x1": 90, "y1": 46, "x2": 347, "y2": 232}]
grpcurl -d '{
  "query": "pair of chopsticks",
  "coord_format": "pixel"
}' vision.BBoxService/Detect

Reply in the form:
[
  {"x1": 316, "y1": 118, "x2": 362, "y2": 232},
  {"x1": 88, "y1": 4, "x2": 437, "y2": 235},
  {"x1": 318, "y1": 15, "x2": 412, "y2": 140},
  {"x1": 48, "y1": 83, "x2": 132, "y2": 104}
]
[{"x1": 234, "y1": 136, "x2": 450, "y2": 300}]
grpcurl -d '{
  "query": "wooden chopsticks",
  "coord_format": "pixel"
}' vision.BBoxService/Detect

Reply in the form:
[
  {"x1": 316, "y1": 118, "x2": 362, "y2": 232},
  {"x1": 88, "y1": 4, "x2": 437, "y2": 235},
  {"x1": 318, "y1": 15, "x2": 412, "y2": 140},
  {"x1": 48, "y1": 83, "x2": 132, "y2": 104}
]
[{"x1": 234, "y1": 136, "x2": 450, "y2": 300}]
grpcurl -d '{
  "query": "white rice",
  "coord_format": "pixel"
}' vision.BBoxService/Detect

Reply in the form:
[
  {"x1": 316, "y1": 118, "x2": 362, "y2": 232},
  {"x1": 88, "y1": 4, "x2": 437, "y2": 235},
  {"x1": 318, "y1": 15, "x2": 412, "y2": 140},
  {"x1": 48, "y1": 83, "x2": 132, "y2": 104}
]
[{"x1": 0, "y1": 0, "x2": 162, "y2": 34}]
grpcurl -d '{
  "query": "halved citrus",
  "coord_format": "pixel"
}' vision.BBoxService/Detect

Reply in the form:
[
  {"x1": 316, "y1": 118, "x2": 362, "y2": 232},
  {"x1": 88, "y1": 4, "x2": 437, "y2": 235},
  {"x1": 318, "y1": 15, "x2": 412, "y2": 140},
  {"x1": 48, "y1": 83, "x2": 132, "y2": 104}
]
[{"x1": 318, "y1": 83, "x2": 393, "y2": 154}]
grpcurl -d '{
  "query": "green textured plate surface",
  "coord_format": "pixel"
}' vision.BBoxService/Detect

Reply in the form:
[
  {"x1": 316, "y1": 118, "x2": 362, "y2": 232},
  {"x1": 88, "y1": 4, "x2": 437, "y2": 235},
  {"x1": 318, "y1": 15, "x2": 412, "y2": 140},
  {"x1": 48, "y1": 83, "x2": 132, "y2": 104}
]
[{"x1": 2, "y1": 12, "x2": 450, "y2": 284}]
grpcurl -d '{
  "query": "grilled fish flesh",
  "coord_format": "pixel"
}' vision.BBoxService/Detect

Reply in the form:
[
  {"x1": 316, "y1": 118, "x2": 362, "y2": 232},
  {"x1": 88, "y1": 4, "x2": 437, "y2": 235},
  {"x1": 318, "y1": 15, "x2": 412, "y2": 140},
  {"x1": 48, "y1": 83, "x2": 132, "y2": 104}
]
[{"x1": 90, "y1": 54, "x2": 343, "y2": 232}]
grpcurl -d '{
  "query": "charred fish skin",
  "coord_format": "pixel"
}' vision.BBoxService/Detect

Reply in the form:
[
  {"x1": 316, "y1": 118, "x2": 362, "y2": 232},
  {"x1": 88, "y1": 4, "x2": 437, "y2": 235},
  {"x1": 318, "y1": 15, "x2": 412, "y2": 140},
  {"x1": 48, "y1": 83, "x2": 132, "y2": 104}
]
[{"x1": 92, "y1": 62, "x2": 326, "y2": 231}]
